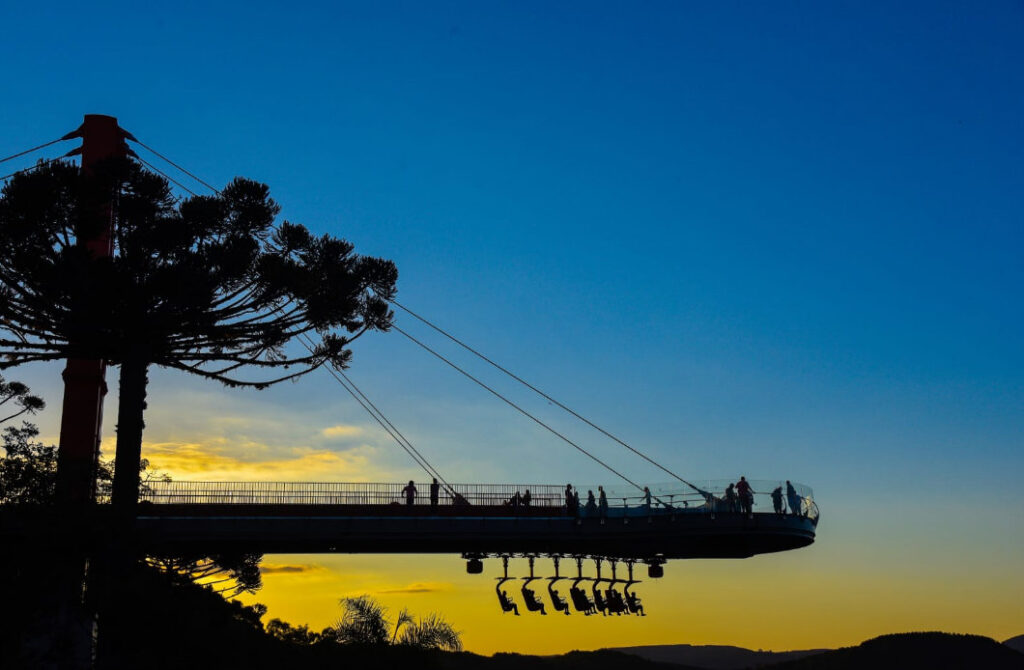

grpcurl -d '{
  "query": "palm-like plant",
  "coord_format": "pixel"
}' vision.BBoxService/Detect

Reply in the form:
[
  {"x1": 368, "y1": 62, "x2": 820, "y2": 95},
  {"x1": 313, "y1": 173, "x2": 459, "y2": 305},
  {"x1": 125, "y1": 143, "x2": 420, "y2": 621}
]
[
  {"x1": 395, "y1": 612, "x2": 463, "y2": 652},
  {"x1": 334, "y1": 595, "x2": 391, "y2": 646},
  {"x1": 333, "y1": 595, "x2": 462, "y2": 651}
]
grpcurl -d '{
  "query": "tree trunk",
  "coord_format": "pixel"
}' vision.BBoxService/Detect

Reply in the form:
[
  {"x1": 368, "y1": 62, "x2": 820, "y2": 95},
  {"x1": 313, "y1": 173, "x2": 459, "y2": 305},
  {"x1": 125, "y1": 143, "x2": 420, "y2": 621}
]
[{"x1": 111, "y1": 355, "x2": 149, "y2": 513}]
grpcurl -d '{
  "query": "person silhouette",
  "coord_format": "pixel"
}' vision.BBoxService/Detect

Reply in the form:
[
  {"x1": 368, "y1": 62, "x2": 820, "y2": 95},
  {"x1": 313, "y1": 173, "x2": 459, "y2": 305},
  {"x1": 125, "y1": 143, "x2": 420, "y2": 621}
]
[
  {"x1": 725, "y1": 483, "x2": 738, "y2": 513},
  {"x1": 429, "y1": 478, "x2": 440, "y2": 507},
  {"x1": 736, "y1": 476, "x2": 754, "y2": 515},
  {"x1": 771, "y1": 486, "x2": 784, "y2": 515},
  {"x1": 522, "y1": 489, "x2": 532, "y2": 507},
  {"x1": 786, "y1": 480, "x2": 802, "y2": 517},
  {"x1": 585, "y1": 490, "x2": 597, "y2": 515},
  {"x1": 402, "y1": 480, "x2": 417, "y2": 506},
  {"x1": 598, "y1": 486, "x2": 609, "y2": 520}
]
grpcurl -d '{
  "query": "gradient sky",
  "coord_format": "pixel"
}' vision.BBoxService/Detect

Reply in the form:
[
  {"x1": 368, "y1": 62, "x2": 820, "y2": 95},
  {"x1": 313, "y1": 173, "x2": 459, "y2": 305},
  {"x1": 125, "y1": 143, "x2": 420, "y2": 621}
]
[{"x1": 3, "y1": 1, "x2": 1023, "y2": 655}]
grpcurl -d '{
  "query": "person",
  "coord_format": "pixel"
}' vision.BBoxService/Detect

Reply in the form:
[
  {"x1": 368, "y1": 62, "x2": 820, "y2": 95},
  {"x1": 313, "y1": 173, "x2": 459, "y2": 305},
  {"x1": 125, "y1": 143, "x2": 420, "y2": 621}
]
[
  {"x1": 522, "y1": 489, "x2": 532, "y2": 507},
  {"x1": 771, "y1": 486, "x2": 784, "y2": 515},
  {"x1": 429, "y1": 478, "x2": 440, "y2": 507},
  {"x1": 498, "y1": 589, "x2": 519, "y2": 616},
  {"x1": 510, "y1": 491, "x2": 522, "y2": 507},
  {"x1": 736, "y1": 476, "x2": 754, "y2": 515},
  {"x1": 598, "y1": 485, "x2": 608, "y2": 519},
  {"x1": 724, "y1": 483, "x2": 738, "y2": 513},
  {"x1": 585, "y1": 490, "x2": 597, "y2": 515},
  {"x1": 565, "y1": 483, "x2": 574, "y2": 510},
  {"x1": 402, "y1": 480, "x2": 417, "y2": 506},
  {"x1": 573, "y1": 490, "x2": 581, "y2": 516},
  {"x1": 643, "y1": 486, "x2": 652, "y2": 512},
  {"x1": 786, "y1": 480, "x2": 802, "y2": 517}
]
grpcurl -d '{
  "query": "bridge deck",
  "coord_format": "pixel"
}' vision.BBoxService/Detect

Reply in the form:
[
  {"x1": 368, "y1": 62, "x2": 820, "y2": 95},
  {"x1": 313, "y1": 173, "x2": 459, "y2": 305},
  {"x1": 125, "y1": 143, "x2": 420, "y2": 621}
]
[{"x1": 2, "y1": 480, "x2": 819, "y2": 560}]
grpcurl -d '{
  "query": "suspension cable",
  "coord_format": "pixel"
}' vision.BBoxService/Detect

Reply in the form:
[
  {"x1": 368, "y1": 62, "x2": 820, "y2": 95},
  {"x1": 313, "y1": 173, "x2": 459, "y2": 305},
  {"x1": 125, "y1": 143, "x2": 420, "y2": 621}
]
[
  {"x1": 388, "y1": 299, "x2": 705, "y2": 494},
  {"x1": 1, "y1": 156, "x2": 73, "y2": 183},
  {"x1": 0, "y1": 138, "x2": 67, "y2": 165},
  {"x1": 134, "y1": 156, "x2": 200, "y2": 197},
  {"x1": 125, "y1": 144, "x2": 454, "y2": 489},
  {"x1": 335, "y1": 366, "x2": 454, "y2": 493},
  {"x1": 297, "y1": 333, "x2": 453, "y2": 491},
  {"x1": 121, "y1": 138, "x2": 665, "y2": 495},
  {"x1": 129, "y1": 139, "x2": 221, "y2": 194},
  {"x1": 391, "y1": 323, "x2": 645, "y2": 493},
  {"x1": 111, "y1": 142, "x2": 453, "y2": 489}
]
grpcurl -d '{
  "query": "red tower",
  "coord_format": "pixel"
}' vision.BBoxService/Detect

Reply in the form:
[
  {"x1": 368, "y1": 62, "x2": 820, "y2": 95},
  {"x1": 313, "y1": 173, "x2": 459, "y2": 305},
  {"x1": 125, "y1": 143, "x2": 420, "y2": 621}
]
[{"x1": 54, "y1": 114, "x2": 133, "y2": 505}]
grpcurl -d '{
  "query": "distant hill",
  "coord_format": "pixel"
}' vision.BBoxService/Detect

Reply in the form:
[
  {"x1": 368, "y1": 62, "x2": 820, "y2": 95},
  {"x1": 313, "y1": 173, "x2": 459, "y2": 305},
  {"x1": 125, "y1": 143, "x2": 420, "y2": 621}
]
[
  {"x1": 613, "y1": 644, "x2": 827, "y2": 668},
  {"x1": 482, "y1": 650, "x2": 702, "y2": 670},
  {"x1": 1006, "y1": 635, "x2": 1024, "y2": 654},
  {"x1": 764, "y1": 632, "x2": 1024, "y2": 670}
]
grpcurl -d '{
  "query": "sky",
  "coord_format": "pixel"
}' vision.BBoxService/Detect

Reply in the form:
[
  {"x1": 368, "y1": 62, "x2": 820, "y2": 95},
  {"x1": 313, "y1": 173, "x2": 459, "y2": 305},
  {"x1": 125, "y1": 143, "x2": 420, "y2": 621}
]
[{"x1": 2, "y1": 0, "x2": 1023, "y2": 655}]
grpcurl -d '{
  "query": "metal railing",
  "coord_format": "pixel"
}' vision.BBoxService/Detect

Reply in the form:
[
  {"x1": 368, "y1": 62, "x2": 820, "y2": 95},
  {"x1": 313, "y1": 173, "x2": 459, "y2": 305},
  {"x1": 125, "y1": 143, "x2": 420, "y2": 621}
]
[
  {"x1": 139, "y1": 478, "x2": 818, "y2": 521},
  {"x1": 574, "y1": 479, "x2": 818, "y2": 521},
  {"x1": 139, "y1": 480, "x2": 566, "y2": 507}
]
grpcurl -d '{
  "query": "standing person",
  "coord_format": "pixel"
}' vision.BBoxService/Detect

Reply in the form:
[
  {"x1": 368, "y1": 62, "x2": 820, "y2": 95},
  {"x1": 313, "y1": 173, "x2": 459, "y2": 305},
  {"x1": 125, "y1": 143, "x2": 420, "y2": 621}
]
[
  {"x1": 771, "y1": 486, "x2": 784, "y2": 515},
  {"x1": 724, "y1": 483, "x2": 738, "y2": 513},
  {"x1": 429, "y1": 478, "x2": 440, "y2": 507},
  {"x1": 643, "y1": 486, "x2": 652, "y2": 512},
  {"x1": 573, "y1": 489, "x2": 581, "y2": 516},
  {"x1": 598, "y1": 486, "x2": 609, "y2": 521},
  {"x1": 786, "y1": 480, "x2": 802, "y2": 517},
  {"x1": 522, "y1": 489, "x2": 532, "y2": 507},
  {"x1": 585, "y1": 490, "x2": 597, "y2": 515},
  {"x1": 736, "y1": 476, "x2": 754, "y2": 515},
  {"x1": 565, "y1": 483, "x2": 575, "y2": 512},
  {"x1": 402, "y1": 480, "x2": 417, "y2": 506}
]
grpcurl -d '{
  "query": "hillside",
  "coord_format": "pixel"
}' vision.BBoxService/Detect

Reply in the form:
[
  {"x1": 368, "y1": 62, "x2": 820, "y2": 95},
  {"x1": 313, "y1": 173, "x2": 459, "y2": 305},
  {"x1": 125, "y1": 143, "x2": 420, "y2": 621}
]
[
  {"x1": 614, "y1": 643, "x2": 827, "y2": 668},
  {"x1": 765, "y1": 632, "x2": 1024, "y2": 670}
]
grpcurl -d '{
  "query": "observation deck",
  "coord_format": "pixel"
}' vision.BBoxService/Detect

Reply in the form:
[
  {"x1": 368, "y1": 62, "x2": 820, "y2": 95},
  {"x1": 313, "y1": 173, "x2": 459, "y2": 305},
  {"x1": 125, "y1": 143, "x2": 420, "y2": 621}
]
[
  {"x1": 133, "y1": 479, "x2": 818, "y2": 559},
  {"x1": 1, "y1": 480, "x2": 818, "y2": 561}
]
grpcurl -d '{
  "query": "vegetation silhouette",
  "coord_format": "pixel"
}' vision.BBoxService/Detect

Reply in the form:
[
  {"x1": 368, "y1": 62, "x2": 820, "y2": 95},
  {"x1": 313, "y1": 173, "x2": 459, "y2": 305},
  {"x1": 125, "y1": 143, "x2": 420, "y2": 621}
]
[
  {"x1": 0, "y1": 159, "x2": 398, "y2": 509},
  {"x1": 0, "y1": 373, "x2": 45, "y2": 425},
  {"x1": 0, "y1": 411, "x2": 263, "y2": 597},
  {"x1": 331, "y1": 594, "x2": 463, "y2": 651}
]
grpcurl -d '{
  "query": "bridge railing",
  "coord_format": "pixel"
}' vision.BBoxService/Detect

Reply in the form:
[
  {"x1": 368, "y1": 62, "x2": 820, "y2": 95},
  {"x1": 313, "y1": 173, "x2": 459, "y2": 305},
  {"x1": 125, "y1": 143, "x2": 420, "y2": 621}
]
[
  {"x1": 138, "y1": 479, "x2": 817, "y2": 521},
  {"x1": 139, "y1": 481, "x2": 567, "y2": 507},
  {"x1": 591, "y1": 480, "x2": 818, "y2": 521}
]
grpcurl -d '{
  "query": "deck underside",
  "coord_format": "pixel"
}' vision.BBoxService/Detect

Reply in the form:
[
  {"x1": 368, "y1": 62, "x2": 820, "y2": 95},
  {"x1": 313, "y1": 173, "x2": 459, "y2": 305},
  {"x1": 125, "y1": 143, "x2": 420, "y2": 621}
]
[{"x1": 3, "y1": 505, "x2": 817, "y2": 560}]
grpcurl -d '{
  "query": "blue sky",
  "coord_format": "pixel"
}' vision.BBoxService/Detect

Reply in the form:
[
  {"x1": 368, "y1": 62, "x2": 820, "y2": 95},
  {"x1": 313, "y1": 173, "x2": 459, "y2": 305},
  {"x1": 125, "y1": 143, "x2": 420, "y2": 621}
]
[{"x1": 3, "y1": 0, "x2": 1023, "y2": 652}]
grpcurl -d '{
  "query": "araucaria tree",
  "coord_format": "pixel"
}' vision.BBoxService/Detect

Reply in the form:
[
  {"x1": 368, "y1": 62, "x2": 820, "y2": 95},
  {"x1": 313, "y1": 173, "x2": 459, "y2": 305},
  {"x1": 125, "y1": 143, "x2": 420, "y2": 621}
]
[{"x1": 0, "y1": 159, "x2": 397, "y2": 507}]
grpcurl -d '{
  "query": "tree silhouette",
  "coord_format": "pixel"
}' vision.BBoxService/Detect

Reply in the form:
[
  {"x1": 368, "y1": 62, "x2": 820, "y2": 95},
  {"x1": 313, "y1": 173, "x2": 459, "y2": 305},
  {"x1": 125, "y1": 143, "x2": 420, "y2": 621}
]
[
  {"x1": 146, "y1": 552, "x2": 263, "y2": 597},
  {"x1": 0, "y1": 374, "x2": 45, "y2": 426},
  {"x1": 0, "y1": 159, "x2": 397, "y2": 508},
  {"x1": 332, "y1": 595, "x2": 462, "y2": 652}
]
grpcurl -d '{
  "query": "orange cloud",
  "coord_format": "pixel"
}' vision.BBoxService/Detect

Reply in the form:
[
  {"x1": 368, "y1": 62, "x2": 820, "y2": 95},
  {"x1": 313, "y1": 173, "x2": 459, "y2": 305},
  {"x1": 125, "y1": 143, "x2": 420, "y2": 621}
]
[
  {"x1": 376, "y1": 582, "x2": 452, "y2": 595},
  {"x1": 132, "y1": 439, "x2": 379, "y2": 482},
  {"x1": 260, "y1": 563, "x2": 324, "y2": 575},
  {"x1": 321, "y1": 424, "x2": 363, "y2": 439}
]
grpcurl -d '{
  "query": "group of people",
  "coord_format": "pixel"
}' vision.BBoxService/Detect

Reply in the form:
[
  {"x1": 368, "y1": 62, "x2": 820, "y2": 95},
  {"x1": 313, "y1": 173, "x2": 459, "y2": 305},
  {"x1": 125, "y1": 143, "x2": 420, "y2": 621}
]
[
  {"x1": 401, "y1": 478, "x2": 441, "y2": 506},
  {"x1": 506, "y1": 489, "x2": 533, "y2": 507},
  {"x1": 721, "y1": 477, "x2": 803, "y2": 517},
  {"x1": 398, "y1": 477, "x2": 805, "y2": 518}
]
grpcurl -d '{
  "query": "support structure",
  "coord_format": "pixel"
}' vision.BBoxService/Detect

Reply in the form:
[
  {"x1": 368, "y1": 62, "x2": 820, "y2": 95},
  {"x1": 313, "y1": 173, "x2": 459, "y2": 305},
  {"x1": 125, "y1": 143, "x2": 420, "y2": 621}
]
[{"x1": 54, "y1": 115, "x2": 132, "y2": 505}]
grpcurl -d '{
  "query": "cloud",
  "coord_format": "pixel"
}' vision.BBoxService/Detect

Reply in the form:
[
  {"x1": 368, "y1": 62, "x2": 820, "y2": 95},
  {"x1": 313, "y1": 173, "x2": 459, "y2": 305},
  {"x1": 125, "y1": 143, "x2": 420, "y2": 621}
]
[
  {"x1": 133, "y1": 439, "x2": 379, "y2": 482},
  {"x1": 321, "y1": 425, "x2": 363, "y2": 439},
  {"x1": 376, "y1": 582, "x2": 451, "y2": 595},
  {"x1": 260, "y1": 563, "x2": 322, "y2": 575}
]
